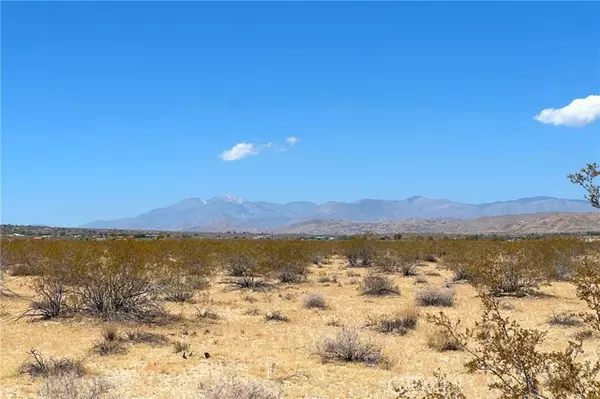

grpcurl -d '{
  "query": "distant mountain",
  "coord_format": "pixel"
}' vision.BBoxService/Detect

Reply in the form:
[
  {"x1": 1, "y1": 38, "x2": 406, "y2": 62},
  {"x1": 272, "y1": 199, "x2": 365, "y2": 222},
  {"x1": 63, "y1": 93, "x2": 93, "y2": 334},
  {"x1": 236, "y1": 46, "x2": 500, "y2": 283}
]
[
  {"x1": 276, "y1": 213, "x2": 600, "y2": 235},
  {"x1": 81, "y1": 195, "x2": 598, "y2": 233}
]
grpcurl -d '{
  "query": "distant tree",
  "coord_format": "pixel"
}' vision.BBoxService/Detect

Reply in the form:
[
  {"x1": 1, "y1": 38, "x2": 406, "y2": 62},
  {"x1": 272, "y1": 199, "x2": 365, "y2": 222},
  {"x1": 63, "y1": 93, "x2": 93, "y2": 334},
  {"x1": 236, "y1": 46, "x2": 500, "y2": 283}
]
[{"x1": 568, "y1": 162, "x2": 599, "y2": 208}]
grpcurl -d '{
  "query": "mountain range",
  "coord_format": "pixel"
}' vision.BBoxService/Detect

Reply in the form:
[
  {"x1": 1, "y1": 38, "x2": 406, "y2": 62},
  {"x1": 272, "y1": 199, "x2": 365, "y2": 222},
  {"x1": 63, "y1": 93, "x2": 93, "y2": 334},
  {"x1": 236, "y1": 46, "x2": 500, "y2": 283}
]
[{"x1": 81, "y1": 195, "x2": 598, "y2": 233}]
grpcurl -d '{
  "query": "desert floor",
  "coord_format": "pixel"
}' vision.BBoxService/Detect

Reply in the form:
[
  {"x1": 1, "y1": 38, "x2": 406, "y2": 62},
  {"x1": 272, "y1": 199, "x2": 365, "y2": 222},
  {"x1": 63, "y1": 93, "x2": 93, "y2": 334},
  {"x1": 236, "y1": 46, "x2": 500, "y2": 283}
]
[{"x1": 1, "y1": 257, "x2": 597, "y2": 398}]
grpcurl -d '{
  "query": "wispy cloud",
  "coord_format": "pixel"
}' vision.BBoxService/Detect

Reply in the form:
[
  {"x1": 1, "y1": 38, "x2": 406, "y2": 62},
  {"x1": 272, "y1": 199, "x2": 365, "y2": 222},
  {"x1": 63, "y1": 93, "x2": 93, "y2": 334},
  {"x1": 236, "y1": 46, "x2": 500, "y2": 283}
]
[
  {"x1": 219, "y1": 137, "x2": 299, "y2": 161},
  {"x1": 534, "y1": 94, "x2": 600, "y2": 127}
]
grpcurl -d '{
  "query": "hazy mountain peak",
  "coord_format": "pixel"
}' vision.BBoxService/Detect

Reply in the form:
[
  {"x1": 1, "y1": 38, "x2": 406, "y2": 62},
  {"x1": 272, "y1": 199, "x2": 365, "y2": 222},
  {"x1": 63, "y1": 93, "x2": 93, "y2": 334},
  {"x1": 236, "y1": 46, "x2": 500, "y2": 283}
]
[{"x1": 209, "y1": 195, "x2": 244, "y2": 204}]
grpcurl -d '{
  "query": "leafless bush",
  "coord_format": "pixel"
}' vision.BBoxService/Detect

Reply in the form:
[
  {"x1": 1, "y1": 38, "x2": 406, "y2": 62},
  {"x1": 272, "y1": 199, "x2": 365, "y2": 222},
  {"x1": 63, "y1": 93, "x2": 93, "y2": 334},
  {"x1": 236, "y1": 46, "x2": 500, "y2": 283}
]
[
  {"x1": 367, "y1": 308, "x2": 419, "y2": 335},
  {"x1": 360, "y1": 275, "x2": 400, "y2": 296},
  {"x1": 22, "y1": 276, "x2": 70, "y2": 320},
  {"x1": 547, "y1": 312, "x2": 582, "y2": 327},
  {"x1": 19, "y1": 349, "x2": 86, "y2": 379},
  {"x1": 200, "y1": 377, "x2": 282, "y2": 399},
  {"x1": 416, "y1": 287, "x2": 455, "y2": 307},
  {"x1": 302, "y1": 292, "x2": 327, "y2": 309},
  {"x1": 39, "y1": 374, "x2": 114, "y2": 399},
  {"x1": 317, "y1": 326, "x2": 387, "y2": 366},
  {"x1": 265, "y1": 310, "x2": 289, "y2": 322}
]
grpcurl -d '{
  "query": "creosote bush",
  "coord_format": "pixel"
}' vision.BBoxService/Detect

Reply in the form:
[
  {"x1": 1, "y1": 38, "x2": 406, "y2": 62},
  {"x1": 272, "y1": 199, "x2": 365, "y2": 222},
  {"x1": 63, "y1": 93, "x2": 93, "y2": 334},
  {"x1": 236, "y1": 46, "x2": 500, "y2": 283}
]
[
  {"x1": 344, "y1": 236, "x2": 378, "y2": 267},
  {"x1": 360, "y1": 275, "x2": 401, "y2": 296},
  {"x1": 427, "y1": 292, "x2": 600, "y2": 398},
  {"x1": 317, "y1": 326, "x2": 387, "y2": 366}
]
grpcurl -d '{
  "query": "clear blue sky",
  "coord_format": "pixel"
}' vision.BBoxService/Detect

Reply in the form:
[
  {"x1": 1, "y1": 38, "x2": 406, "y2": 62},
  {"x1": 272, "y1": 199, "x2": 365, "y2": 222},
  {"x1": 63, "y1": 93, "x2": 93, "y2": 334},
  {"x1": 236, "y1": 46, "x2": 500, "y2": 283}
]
[{"x1": 2, "y1": 2, "x2": 599, "y2": 227}]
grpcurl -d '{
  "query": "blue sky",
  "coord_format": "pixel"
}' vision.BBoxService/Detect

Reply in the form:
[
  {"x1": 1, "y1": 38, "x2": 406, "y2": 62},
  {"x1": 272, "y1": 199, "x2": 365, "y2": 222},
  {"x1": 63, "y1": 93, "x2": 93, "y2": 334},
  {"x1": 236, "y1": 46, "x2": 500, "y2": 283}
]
[{"x1": 2, "y1": 2, "x2": 599, "y2": 227}]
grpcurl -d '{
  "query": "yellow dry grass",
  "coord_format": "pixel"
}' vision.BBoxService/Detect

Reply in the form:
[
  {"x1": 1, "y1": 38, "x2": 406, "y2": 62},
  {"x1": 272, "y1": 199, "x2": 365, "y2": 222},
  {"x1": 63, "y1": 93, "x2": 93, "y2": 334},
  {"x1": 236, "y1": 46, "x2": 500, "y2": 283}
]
[{"x1": 1, "y1": 257, "x2": 597, "y2": 398}]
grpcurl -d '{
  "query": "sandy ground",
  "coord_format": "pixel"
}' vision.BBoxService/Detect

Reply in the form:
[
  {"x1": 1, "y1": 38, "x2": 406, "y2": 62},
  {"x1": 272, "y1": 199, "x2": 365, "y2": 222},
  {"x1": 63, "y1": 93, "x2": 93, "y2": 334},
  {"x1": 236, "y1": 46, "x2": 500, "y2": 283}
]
[{"x1": 1, "y1": 257, "x2": 598, "y2": 398}]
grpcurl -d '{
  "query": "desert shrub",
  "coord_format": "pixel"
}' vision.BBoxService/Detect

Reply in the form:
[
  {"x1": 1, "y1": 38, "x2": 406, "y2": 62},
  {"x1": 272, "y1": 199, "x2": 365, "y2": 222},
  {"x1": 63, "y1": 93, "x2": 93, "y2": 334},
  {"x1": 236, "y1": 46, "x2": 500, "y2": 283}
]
[
  {"x1": 19, "y1": 349, "x2": 85, "y2": 379},
  {"x1": 424, "y1": 254, "x2": 439, "y2": 263},
  {"x1": 393, "y1": 370, "x2": 465, "y2": 398},
  {"x1": 347, "y1": 270, "x2": 361, "y2": 277},
  {"x1": 547, "y1": 312, "x2": 582, "y2": 327},
  {"x1": 317, "y1": 326, "x2": 387, "y2": 366},
  {"x1": 172, "y1": 340, "x2": 190, "y2": 354},
  {"x1": 416, "y1": 287, "x2": 455, "y2": 307},
  {"x1": 224, "y1": 253, "x2": 257, "y2": 277},
  {"x1": 159, "y1": 273, "x2": 207, "y2": 303},
  {"x1": 573, "y1": 257, "x2": 600, "y2": 331},
  {"x1": 123, "y1": 329, "x2": 168, "y2": 346},
  {"x1": 572, "y1": 329, "x2": 594, "y2": 341},
  {"x1": 344, "y1": 236, "x2": 378, "y2": 267},
  {"x1": 367, "y1": 307, "x2": 419, "y2": 335},
  {"x1": 200, "y1": 377, "x2": 282, "y2": 399},
  {"x1": 265, "y1": 310, "x2": 289, "y2": 322},
  {"x1": 70, "y1": 241, "x2": 165, "y2": 322},
  {"x1": 317, "y1": 275, "x2": 337, "y2": 283},
  {"x1": 229, "y1": 275, "x2": 272, "y2": 291},
  {"x1": 451, "y1": 265, "x2": 474, "y2": 283},
  {"x1": 275, "y1": 262, "x2": 308, "y2": 284},
  {"x1": 302, "y1": 292, "x2": 327, "y2": 309},
  {"x1": 92, "y1": 326, "x2": 126, "y2": 356},
  {"x1": 39, "y1": 374, "x2": 114, "y2": 399},
  {"x1": 311, "y1": 253, "x2": 325, "y2": 265},
  {"x1": 471, "y1": 244, "x2": 552, "y2": 297},
  {"x1": 414, "y1": 275, "x2": 428, "y2": 285},
  {"x1": 22, "y1": 275, "x2": 70, "y2": 320},
  {"x1": 360, "y1": 275, "x2": 401, "y2": 296},
  {"x1": 428, "y1": 293, "x2": 600, "y2": 398},
  {"x1": 376, "y1": 251, "x2": 419, "y2": 276},
  {"x1": 426, "y1": 328, "x2": 463, "y2": 352}
]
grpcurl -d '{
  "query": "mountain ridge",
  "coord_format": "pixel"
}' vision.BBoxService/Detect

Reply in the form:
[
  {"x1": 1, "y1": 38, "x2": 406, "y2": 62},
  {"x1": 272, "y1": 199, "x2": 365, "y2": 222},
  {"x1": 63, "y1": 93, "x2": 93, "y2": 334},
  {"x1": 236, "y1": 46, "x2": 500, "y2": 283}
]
[{"x1": 81, "y1": 195, "x2": 597, "y2": 232}]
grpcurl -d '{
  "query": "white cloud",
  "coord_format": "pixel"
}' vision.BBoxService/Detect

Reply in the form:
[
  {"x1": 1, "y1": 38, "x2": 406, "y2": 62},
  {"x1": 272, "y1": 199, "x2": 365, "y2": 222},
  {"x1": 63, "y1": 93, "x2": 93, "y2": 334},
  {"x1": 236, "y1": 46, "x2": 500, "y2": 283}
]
[
  {"x1": 219, "y1": 137, "x2": 299, "y2": 161},
  {"x1": 534, "y1": 94, "x2": 600, "y2": 127},
  {"x1": 219, "y1": 143, "x2": 257, "y2": 161}
]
